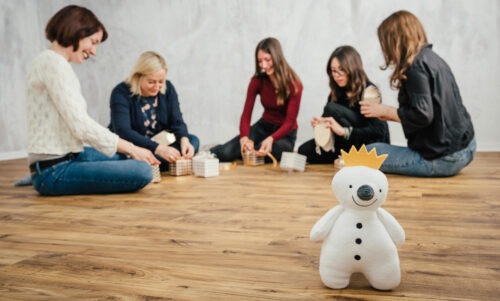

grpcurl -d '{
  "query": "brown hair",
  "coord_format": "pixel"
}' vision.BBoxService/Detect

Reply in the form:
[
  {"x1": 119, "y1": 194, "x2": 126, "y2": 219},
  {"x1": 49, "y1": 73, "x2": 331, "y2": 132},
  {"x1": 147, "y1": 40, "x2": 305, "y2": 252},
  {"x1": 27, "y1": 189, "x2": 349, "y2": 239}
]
[
  {"x1": 377, "y1": 10, "x2": 427, "y2": 89},
  {"x1": 45, "y1": 5, "x2": 108, "y2": 51},
  {"x1": 326, "y1": 45, "x2": 368, "y2": 107},
  {"x1": 254, "y1": 37, "x2": 302, "y2": 106}
]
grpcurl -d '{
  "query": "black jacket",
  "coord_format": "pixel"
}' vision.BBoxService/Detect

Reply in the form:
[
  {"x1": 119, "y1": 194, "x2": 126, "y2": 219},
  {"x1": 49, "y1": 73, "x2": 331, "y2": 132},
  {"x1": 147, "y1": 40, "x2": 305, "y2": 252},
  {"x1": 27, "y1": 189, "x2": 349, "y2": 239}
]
[
  {"x1": 108, "y1": 81, "x2": 190, "y2": 153},
  {"x1": 397, "y1": 45, "x2": 474, "y2": 160}
]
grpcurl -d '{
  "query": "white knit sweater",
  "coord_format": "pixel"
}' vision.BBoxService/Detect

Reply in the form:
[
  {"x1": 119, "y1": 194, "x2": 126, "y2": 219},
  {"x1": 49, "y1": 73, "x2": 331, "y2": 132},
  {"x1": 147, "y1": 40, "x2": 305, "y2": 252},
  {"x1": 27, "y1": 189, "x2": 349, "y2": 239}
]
[{"x1": 26, "y1": 49, "x2": 118, "y2": 158}]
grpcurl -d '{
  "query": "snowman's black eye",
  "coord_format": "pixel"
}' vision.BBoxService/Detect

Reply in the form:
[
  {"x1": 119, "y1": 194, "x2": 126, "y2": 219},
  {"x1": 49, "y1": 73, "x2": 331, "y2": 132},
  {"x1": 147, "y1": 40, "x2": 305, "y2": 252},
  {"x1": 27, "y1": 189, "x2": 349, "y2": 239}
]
[
  {"x1": 379, "y1": 189, "x2": 382, "y2": 192},
  {"x1": 349, "y1": 185, "x2": 352, "y2": 188}
]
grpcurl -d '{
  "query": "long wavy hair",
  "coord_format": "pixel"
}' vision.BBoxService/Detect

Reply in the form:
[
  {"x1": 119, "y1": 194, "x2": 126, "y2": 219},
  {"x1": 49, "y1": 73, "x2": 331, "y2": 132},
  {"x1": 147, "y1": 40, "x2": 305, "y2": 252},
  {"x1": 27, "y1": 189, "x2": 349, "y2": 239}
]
[
  {"x1": 254, "y1": 37, "x2": 301, "y2": 106},
  {"x1": 326, "y1": 45, "x2": 368, "y2": 107},
  {"x1": 378, "y1": 10, "x2": 428, "y2": 89}
]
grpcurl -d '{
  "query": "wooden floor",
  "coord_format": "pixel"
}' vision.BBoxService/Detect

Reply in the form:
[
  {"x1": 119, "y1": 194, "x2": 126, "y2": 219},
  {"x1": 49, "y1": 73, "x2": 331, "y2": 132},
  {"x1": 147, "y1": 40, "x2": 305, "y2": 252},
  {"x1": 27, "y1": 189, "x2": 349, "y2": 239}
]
[{"x1": 0, "y1": 153, "x2": 499, "y2": 301}]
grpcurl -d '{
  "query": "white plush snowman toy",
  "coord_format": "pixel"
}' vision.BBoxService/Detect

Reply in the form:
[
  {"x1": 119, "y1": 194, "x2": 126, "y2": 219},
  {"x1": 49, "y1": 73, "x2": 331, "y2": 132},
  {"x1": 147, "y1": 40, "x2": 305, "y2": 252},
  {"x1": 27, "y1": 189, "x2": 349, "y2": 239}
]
[{"x1": 310, "y1": 145, "x2": 405, "y2": 290}]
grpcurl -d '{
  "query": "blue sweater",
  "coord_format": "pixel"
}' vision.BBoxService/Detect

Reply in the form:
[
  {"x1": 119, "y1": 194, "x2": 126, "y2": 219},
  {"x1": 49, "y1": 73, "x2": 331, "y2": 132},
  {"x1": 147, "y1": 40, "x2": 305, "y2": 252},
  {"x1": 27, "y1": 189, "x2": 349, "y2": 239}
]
[{"x1": 109, "y1": 81, "x2": 190, "y2": 152}]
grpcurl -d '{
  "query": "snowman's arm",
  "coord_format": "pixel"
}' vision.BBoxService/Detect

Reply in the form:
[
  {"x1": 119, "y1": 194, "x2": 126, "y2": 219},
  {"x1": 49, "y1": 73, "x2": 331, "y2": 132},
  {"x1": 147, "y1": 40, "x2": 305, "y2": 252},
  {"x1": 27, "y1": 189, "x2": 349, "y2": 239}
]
[
  {"x1": 377, "y1": 208, "x2": 405, "y2": 246},
  {"x1": 310, "y1": 206, "x2": 343, "y2": 241}
]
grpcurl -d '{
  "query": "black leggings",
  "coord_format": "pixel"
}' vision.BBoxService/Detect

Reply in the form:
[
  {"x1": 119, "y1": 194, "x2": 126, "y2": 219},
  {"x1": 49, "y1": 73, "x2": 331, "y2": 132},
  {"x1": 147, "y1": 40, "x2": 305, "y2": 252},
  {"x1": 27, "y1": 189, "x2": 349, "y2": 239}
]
[{"x1": 322, "y1": 101, "x2": 365, "y2": 128}]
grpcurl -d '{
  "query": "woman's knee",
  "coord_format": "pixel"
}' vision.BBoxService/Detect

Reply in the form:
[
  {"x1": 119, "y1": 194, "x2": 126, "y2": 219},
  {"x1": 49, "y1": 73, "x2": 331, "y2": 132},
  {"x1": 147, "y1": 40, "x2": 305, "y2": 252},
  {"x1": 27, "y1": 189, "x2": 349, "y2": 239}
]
[
  {"x1": 323, "y1": 102, "x2": 342, "y2": 119},
  {"x1": 189, "y1": 134, "x2": 200, "y2": 153},
  {"x1": 298, "y1": 139, "x2": 314, "y2": 155},
  {"x1": 271, "y1": 140, "x2": 294, "y2": 161},
  {"x1": 366, "y1": 142, "x2": 390, "y2": 154},
  {"x1": 273, "y1": 139, "x2": 294, "y2": 153},
  {"x1": 134, "y1": 160, "x2": 153, "y2": 186},
  {"x1": 210, "y1": 144, "x2": 239, "y2": 162}
]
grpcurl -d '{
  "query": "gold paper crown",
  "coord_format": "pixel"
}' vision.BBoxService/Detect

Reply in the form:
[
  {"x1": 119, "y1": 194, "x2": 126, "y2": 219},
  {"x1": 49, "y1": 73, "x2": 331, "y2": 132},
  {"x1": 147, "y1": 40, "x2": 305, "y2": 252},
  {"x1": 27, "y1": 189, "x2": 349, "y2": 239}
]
[{"x1": 340, "y1": 145, "x2": 388, "y2": 170}]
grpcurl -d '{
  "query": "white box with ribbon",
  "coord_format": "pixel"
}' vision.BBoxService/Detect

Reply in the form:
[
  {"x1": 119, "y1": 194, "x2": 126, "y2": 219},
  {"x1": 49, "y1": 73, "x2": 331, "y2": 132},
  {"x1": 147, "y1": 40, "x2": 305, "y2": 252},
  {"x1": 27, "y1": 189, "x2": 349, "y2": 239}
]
[
  {"x1": 280, "y1": 152, "x2": 307, "y2": 172},
  {"x1": 192, "y1": 152, "x2": 219, "y2": 177}
]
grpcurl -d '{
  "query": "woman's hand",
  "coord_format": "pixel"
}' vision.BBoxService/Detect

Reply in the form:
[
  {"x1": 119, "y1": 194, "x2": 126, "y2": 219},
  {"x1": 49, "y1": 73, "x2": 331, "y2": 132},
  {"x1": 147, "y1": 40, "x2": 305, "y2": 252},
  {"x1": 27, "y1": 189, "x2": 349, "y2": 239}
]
[
  {"x1": 323, "y1": 117, "x2": 346, "y2": 137},
  {"x1": 131, "y1": 146, "x2": 162, "y2": 164},
  {"x1": 118, "y1": 139, "x2": 160, "y2": 165},
  {"x1": 155, "y1": 144, "x2": 181, "y2": 163},
  {"x1": 360, "y1": 101, "x2": 401, "y2": 122},
  {"x1": 310, "y1": 116, "x2": 323, "y2": 127},
  {"x1": 240, "y1": 136, "x2": 254, "y2": 153},
  {"x1": 180, "y1": 137, "x2": 195, "y2": 158},
  {"x1": 258, "y1": 136, "x2": 274, "y2": 155}
]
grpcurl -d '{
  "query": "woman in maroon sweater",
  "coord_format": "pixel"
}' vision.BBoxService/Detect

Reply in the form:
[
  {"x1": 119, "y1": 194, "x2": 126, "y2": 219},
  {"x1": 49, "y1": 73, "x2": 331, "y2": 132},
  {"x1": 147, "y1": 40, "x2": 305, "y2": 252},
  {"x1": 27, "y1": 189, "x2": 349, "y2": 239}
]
[{"x1": 211, "y1": 37, "x2": 302, "y2": 162}]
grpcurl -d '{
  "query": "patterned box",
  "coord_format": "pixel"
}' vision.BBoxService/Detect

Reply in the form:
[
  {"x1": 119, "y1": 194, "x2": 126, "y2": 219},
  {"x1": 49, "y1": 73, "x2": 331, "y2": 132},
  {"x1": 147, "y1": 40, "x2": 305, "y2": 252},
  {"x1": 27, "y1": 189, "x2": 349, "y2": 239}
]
[
  {"x1": 151, "y1": 164, "x2": 161, "y2": 183},
  {"x1": 169, "y1": 159, "x2": 193, "y2": 176},
  {"x1": 242, "y1": 151, "x2": 265, "y2": 166}
]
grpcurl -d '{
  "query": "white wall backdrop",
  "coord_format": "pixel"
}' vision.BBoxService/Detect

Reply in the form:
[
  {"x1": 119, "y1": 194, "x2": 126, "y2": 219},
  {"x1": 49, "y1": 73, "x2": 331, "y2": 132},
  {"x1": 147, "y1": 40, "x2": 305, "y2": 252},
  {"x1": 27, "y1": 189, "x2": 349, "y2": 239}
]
[{"x1": 1, "y1": 0, "x2": 499, "y2": 160}]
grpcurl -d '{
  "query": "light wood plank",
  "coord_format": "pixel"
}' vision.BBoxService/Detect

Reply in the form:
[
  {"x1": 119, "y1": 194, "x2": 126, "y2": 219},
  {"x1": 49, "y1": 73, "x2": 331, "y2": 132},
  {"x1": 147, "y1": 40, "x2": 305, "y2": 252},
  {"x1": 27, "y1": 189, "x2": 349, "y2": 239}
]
[{"x1": 0, "y1": 153, "x2": 499, "y2": 300}]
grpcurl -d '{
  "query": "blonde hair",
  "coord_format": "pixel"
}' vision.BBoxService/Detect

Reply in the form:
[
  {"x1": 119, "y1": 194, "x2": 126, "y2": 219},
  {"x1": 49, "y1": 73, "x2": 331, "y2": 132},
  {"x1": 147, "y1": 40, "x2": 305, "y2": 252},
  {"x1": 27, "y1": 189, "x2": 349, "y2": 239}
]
[
  {"x1": 126, "y1": 51, "x2": 168, "y2": 96},
  {"x1": 377, "y1": 10, "x2": 428, "y2": 89}
]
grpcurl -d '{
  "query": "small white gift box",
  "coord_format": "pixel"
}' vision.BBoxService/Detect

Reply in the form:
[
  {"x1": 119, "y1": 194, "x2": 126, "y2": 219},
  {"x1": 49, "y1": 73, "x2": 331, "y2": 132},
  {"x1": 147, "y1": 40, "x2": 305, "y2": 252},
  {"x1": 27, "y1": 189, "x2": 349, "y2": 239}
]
[
  {"x1": 169, "y1": 159, "x2": 193, "y2": 176},
  {"x1": 280, "y1": 152, "x2": 307, "y2": 172},
  {"x1": 192, "y1": 152, "x2": 219, "y2": 177}
]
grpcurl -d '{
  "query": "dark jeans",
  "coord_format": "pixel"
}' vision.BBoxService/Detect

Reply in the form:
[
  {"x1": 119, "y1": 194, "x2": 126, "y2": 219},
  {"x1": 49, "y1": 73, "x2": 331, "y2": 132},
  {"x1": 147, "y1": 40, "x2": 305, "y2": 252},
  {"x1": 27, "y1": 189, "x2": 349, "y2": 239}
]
[
  {"x1": 210, "y1": 119, "x2": 296, "y2": 162},
  {"x1": 156, "y1": 134, "x2": 200, "y2": 171}
]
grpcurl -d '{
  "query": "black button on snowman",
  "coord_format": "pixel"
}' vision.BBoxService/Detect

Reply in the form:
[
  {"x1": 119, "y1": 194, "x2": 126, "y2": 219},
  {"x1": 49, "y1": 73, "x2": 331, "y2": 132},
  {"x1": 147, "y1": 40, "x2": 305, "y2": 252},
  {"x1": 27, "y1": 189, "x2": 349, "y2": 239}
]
[{"x1": 310, "y1": 145, "x2": 405, "y2": 290}]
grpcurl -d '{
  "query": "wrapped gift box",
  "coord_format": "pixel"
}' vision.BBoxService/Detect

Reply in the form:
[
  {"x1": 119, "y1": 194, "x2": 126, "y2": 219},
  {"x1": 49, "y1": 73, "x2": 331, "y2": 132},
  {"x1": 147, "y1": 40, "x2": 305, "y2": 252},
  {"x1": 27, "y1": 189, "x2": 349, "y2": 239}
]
[
  {"x1": 151, "y1": 164, "x2": 161, "y2": 183},
  {"x1": 280, "y1": 152, "x2": 307, "y2": 172},
  {"x1": 169, "y1": 159, "x2": 193, "y2": 176},
  {"x1": 242, "y1": 151, "x2": 265, "y2": 166},
  {"x1": 193, "y1": 156, "x2": 219, "y2": 177}
]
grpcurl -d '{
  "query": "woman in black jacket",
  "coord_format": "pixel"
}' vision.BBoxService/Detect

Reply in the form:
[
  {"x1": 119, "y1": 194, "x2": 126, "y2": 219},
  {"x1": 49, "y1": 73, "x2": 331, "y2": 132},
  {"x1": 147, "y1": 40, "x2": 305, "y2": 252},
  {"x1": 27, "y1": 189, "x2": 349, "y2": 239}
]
[{"x1": 361, "y1": 10, "x2": 475, "y2": 177}]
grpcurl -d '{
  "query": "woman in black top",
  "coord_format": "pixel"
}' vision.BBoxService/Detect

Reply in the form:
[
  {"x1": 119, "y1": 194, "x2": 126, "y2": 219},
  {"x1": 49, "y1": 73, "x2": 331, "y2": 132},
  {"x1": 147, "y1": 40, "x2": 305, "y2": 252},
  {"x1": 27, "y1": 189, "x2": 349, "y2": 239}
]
[
  {"x1": 298, "y1": 45, "x2": 389, "y2": 163},
  {"x1": 361, "y1": 10, "x2": 475, "y2": 177}
]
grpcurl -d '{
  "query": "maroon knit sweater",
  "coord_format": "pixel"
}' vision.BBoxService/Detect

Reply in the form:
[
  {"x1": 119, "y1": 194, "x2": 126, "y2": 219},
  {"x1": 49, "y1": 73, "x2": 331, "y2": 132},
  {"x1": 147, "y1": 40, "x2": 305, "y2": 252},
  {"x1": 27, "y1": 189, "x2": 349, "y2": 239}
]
[{"x1": 239, "y1": 76, "x2": 302, "y2": 140}]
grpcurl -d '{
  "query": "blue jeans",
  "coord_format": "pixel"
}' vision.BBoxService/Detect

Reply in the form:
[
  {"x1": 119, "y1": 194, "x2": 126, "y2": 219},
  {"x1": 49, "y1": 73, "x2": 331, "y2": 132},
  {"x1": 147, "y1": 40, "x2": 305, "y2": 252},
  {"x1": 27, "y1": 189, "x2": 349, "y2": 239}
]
[
  {"x1": 366, "y1": 138, "x2": 476, "y2": 177},
  {"x1": 31, "y1": 147, "x2": 153, "y2": 196}
]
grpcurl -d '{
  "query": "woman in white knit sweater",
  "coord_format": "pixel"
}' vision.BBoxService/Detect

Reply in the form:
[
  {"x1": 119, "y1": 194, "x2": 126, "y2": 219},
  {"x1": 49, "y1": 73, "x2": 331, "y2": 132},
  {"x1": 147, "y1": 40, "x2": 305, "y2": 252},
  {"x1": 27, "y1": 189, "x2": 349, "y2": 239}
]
[{"x1": 26, "y1": 5, "x2": 160, "y2": 195}]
